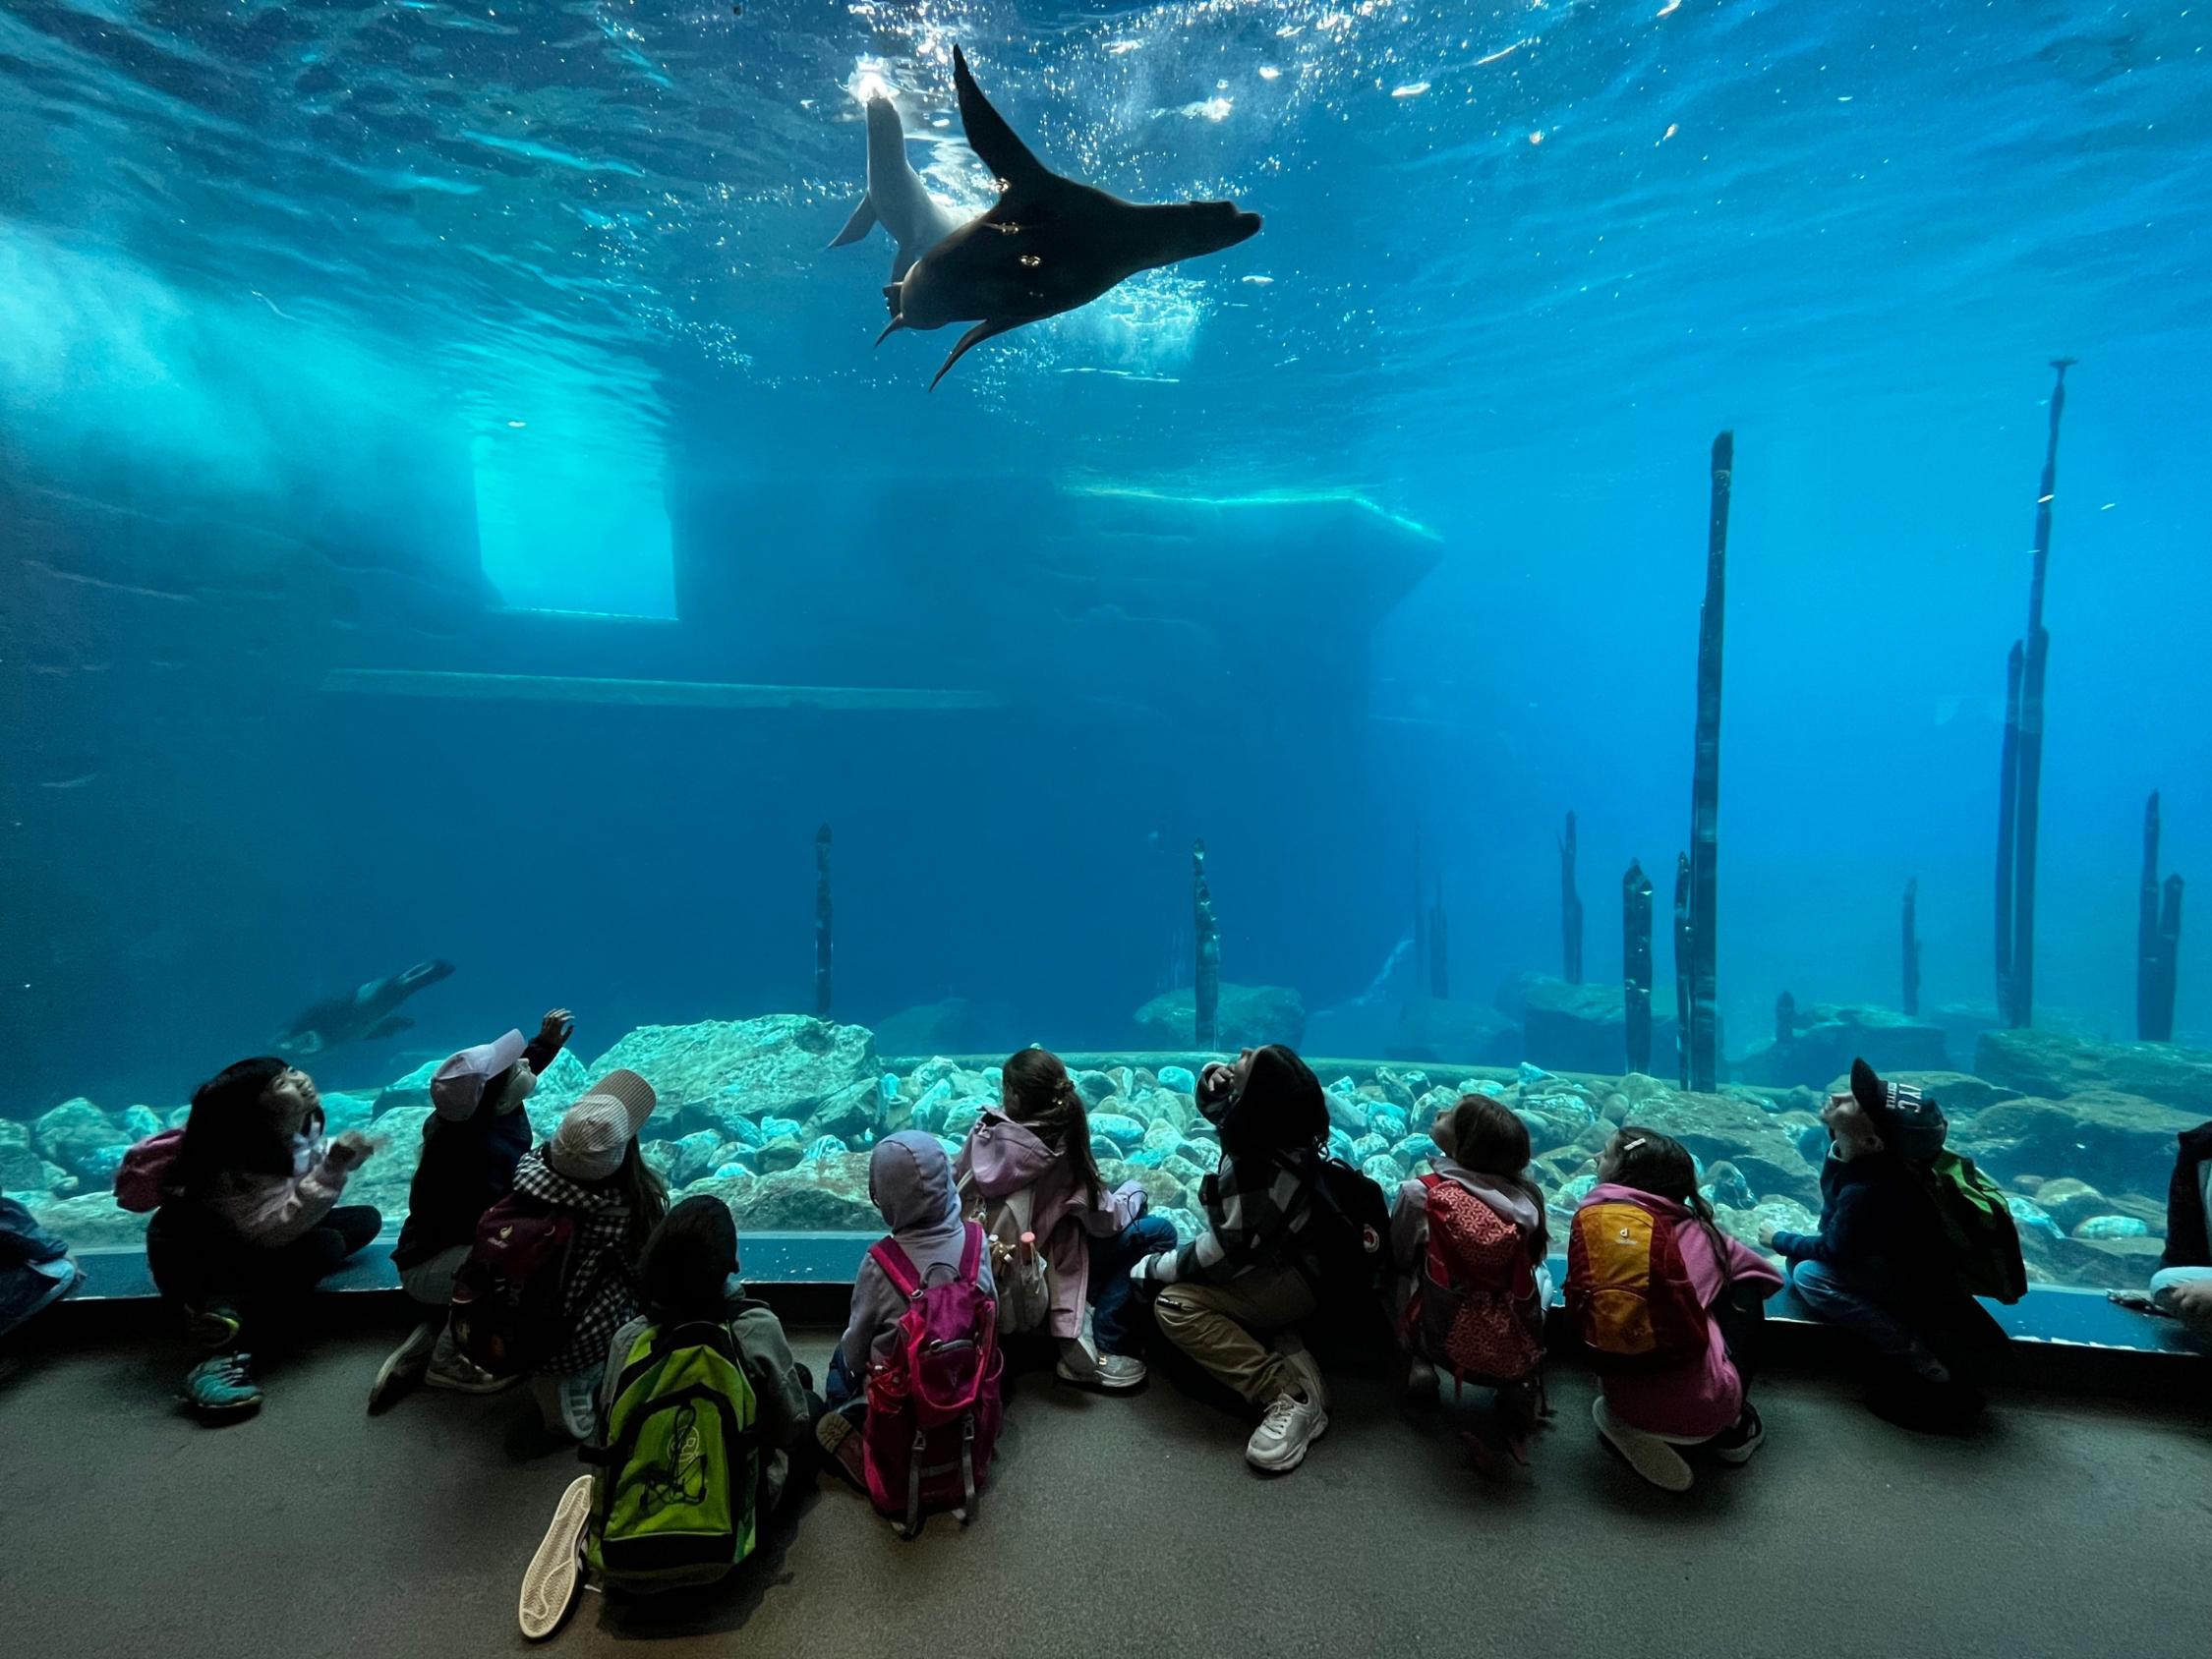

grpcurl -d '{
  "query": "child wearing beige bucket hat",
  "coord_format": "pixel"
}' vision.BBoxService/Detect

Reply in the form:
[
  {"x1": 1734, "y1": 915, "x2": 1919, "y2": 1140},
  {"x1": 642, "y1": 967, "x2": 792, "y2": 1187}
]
[{"x1": 490, "y1": 1067, "x2": 666, "y2": 1440}]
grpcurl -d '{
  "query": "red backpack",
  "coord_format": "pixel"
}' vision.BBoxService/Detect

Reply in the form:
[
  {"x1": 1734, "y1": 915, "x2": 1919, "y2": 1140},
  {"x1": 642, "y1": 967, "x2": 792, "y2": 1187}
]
[
  {"x1": 446, "y1": 1193, "x2": 577, "y2": 1377},
  {"x1": 1401, "y1": 1174, "x2": 1544, "y2": 1391},
  {"x1": 114, "y1": 1129, "x2": 185, "y2": 1213},
  {"x1": 1564, "y1": 1196, "x2": 1710, "y2": 1371},
  {"x1": 862, "y1": 1223, "x2": 1004, "y2": 1539}
]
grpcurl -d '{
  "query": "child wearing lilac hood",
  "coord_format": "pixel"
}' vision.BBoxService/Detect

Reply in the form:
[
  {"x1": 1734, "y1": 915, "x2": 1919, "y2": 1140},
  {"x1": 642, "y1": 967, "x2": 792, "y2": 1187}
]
[
  {"x1": 815, "y1": 1131, "x2": 994, "y2": 1484},
  {"x1": 956, "y1": 1047, "x2": 1174, "y2": 1390}
]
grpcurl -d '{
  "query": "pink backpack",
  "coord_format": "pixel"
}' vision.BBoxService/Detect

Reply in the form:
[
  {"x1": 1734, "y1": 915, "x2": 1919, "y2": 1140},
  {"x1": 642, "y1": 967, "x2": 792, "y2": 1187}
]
[
  {"x1": 862, "y1": 1223, "x2": 1004, "y2": 1539},
  {"x1": 114, "y1": 1129, "x2": 185, "y2": 1213},
  {"x1": 1401, "y1": 1173, "x2": 1544, "y2": 1391}
]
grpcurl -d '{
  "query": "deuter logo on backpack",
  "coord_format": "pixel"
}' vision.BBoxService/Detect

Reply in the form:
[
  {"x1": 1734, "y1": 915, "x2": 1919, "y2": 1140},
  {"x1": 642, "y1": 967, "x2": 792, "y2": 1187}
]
[{"x1": 1564, "y1": 1198, "x2": 1708, "y2": 1372}]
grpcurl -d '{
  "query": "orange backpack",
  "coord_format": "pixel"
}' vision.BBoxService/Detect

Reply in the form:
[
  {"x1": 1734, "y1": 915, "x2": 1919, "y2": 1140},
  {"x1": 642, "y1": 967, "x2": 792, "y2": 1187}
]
[{"x1": 1564, "y1": 1196, "x2": 1710, "y2": 1371}]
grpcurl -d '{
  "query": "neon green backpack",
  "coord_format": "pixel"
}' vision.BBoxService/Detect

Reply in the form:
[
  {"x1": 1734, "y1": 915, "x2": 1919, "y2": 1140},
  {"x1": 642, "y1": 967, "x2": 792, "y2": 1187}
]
[
  {"x1": 1917, "y1": 1150, "x2": 2028, "y2": 1305},
  {"x1": 585, "y1": 1320, "x2": 761, "y2": 1593}
]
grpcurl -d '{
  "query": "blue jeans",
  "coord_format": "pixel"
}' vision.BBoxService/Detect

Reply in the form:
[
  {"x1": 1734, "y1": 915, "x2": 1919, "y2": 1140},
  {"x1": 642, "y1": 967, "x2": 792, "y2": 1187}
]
[
  {"x1": 1086, "y1": 1214, "x2": 1178, "y2": 1357},
  {"x1": 1790, "y1": 1258, "x2": 1948, "y2": 1382},
  {"x1": 825, "y1": 1345, "x2": 861, "y2": 1407}
]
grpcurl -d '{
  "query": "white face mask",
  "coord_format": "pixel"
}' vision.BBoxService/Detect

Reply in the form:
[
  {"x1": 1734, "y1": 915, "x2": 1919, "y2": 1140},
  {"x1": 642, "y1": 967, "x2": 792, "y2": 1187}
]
[{"x1": 495, "y1": 1059, "x2": 539, "y2": 1115}]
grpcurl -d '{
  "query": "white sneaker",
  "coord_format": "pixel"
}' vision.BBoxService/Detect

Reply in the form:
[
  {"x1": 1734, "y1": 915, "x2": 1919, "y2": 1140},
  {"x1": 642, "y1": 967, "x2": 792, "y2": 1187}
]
[
  {"x1": 425, "y1": 1334, "x2": 516, "y2": 1396},
  {"x1": 1271, "y1": 1328, "x2": 1329, "y2": 1410},
  {"x1": 518, "y1": 1474, "x2": 593, "y2": 1640},
  {"x1": 1246, "y1": 1388, "x2": 1328, "y2": 1473},
  {"x1": 369, "y1": 1321, "x2": 440, "y2": 1412},
  {"x1": 1592, "y1": 1397, "x2": 1694, "y2": 1493},
  {"x1": 1054, "y1": 1337, "x2": 1147, "y2": 1391},
  {"x1": 533, "y1": 1370, "x2": 600, "y2": 1442}
]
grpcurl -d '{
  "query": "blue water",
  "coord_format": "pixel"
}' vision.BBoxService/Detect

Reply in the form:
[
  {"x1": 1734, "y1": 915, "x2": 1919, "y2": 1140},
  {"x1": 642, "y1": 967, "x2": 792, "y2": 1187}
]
[{"x1": 1, "y1": 1, "x2": 2208, "y2": 1114}]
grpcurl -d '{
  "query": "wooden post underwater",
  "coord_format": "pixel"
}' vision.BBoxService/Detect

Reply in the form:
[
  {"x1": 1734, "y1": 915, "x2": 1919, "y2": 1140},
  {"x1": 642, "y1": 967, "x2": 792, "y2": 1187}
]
[
  {"x1": 1901, "y1": 879, "x2": 1921, "y2": 1017},
  {"x1": 1560, "y1": 811, "x2": 1585, "y2": 985},
  {"x1": 1672, "y1": 851, "x2": 1693, "y2": 1090},
  {"x1": 1683, "y1": 431, "x2": 1732, "y2": 1092},
  {"x1": 1775, "y1": 991, "x2": 1795, "y2": 1047},
  {"x1": 1193, "y1": 839, "x2": 1221, "y2": 1050},
  {"x1": 1623, "y1": 860, "x2": 1655, "y2": 1074},
  {"x1": 1996, "y1": 645, "x2": 2022, "y2": 1015},
  {"x1": 2140, "y1": 792, "x2": 2183, "y2": 1042},
  {"x1": 2002, "y1": 358, "x2": 2075, "y2": 1027},
  {"x1": 813, "y1": 824, "x2": 834, "y2": 1018}
]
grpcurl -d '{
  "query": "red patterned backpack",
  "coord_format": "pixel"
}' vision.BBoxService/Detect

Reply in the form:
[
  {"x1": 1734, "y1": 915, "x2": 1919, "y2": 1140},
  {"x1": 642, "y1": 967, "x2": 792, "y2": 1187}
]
[{"x1": 1400, "y1": 1174, "x2": 1544, "y2": 1391}]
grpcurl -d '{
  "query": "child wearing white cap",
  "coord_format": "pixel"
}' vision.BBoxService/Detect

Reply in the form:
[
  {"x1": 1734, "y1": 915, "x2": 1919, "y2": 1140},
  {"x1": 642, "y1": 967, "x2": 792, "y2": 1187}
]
[
  {"x1": 370, "y1": 1009, "x2": 573, "y2": 1409},
  {"x1": 494, "y1": 1068, "x2": 665, "y2": 1439}
]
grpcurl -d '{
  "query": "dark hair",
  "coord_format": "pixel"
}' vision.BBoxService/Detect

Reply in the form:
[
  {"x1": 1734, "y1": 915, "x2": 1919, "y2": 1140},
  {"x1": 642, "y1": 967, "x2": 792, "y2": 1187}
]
[
  {"x1": 1002, "y1": 1048, "x2": 1103, "y2": 1207},
  {"x1": 612, "y1": 1138, "x2": 670, "y2": 1260},
  {"x1": 1220, "y1": 1045, "x2": 1328, "y2": 1157},
  {"x1": 1439, "y1": 1094, "x2": 1548, "y2": 1255},
  {"x1": 173, "y1": 1057, "x2": 297, "y2": 1199},
  {"x1": 1609, "y1": 1124, "x2": 1726, "y2": 1257},
  {"x1": 639, "y1": 1195, "x2": 738, "y2": 1321}
]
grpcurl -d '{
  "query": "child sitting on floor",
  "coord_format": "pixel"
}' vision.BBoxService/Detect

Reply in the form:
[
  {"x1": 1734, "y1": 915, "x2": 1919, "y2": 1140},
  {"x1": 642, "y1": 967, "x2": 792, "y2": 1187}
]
[
  {"x1": 146, "y1": 1057, "x2": 382, "y2": 1419},
  {"x1": 1568, "y1": 1126, "x2": 1780, "y2": 1492},
  {"x1": 815, "y1": 1131, "x2": 1000, "y2": 1533},
  {"x1": 440, "y1": 1070, "x2": 663, "y2": 1440},
  {"x1": 956, "y1": 1046, "x2": 1173, "y2": 1390},
  {"x1": 1761, "y1": 1058, "x2": 1999, "y2": 1430},
  {"x1": 518, "y1": 1195, "x2": 810, "y2": 1640},
  {"x1": 372, "y1": 1008, "x2": 574, "y2": 1408},
  {"x1": 1392, "y1": 1093, "x2": 1551, "y2": 1470}
]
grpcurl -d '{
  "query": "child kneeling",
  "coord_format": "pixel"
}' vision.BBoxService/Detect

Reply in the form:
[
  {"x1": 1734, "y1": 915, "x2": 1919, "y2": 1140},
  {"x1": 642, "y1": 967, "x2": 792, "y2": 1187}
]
[
  {"x1": 1393, "y1": 1094, "x2": 1551, "y2": 1470},
  {"x1": 1568, "y1": 1127, "x2": 1780, "y2": 1492},
  {"x1": 518, "y1": 1195, "x2": 809, "y2": 1640}
]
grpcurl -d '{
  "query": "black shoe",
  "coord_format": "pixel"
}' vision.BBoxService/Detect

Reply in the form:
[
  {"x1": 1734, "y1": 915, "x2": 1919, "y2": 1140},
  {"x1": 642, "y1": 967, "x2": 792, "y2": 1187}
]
[
  {"x1": 1869, "y1": 1375, "x2": 1983, "y2": 1435},
  {"x1": 1709, "y1": 1402, "x2": 1766, "y2": 1464}
]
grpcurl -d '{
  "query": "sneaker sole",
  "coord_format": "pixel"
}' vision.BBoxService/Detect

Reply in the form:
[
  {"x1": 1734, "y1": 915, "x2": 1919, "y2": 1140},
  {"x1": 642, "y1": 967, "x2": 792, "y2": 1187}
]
[
  {"x1": 1591, "y1": 1400, "x2": 1694, "y2": 1493},
  {"x1": 519, "y1": 1475, "x2": 593, "y2": 1641},
  {"x1": 426, "y1": 1370, "x2": 521, "y2": 1396},
  {"x1": 369, "y1": 1328, "x2": 439, "y2": 1413},
  {"x1": 1054, "y1": 1362, "x2": 1147, "y2": 1391},
  {"x1": 1245, "y1": 1409, "x2": 1328, "y2": 1473},
  {"x1": 1712, "y1": 1434, "x2": 1765, "y2": 1465}
]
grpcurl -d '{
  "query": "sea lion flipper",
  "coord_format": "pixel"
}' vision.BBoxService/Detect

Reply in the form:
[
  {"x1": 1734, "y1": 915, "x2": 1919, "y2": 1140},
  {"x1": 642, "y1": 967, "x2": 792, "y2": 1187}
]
[
  {"x1": 953, "y1": 47, "x2": 1050, "y2": 196},
  {"x1": 929, "y1": 317, "x2": 1019, "y2": 390},
  {"x1": 829, "y1": 197, "x2": 877, "y2": 249}
]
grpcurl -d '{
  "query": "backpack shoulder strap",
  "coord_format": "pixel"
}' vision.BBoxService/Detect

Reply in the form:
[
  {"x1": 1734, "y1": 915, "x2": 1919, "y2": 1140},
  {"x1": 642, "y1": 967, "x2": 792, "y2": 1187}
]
[
  {"x1": 870, "y1": 1237, "x2": 922, "y2": 1298},
  {"x1": 959, "y1": 1221, "x2": 984, "y2": 1285}
]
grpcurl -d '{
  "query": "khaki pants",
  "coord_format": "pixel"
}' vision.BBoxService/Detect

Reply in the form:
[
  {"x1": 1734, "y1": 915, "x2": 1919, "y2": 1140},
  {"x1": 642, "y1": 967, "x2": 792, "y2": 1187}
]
[{"x1": 1153, "y1": 1266, "x2": 1318, "y2": 1404}]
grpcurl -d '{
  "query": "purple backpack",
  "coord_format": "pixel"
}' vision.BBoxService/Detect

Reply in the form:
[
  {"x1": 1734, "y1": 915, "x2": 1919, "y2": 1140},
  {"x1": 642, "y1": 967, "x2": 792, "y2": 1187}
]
[{"x1": 861, "y1": 1223, "x2": 1004, "y2": 1538}]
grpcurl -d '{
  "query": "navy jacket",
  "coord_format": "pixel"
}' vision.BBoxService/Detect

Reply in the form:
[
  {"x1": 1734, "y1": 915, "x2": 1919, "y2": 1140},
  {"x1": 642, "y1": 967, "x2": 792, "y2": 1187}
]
[
  {"x1": 1772, "y1": 1150, "x2": 1945, "y2": 1297},
  {"x1": 2162, "y1": 1122, "x2": 2212, "y2": 1271},
  {"x1": 390, "y1": 1107, "x2": 532, "y2": 1271}
]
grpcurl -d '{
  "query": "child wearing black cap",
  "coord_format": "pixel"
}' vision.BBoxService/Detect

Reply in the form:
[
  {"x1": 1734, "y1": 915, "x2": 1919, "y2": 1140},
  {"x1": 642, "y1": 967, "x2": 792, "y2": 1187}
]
[
  {"x1": 1129, "y1": 1044, "x2": 1337, "y2": 1474},
  {"x1": 1760, "y1": 1058, "x2": 1993, "y2": 1430}
]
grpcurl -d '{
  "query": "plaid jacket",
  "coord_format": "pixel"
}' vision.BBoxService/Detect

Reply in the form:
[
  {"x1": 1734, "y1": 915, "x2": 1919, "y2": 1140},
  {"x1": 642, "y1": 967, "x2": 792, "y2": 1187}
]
[
  {"x1": 1137, "y1": 1147, "x2": 1318, "y2": 1287},
  {"x1": 511, "y1": 1148, "x2": 639, "y2": 1377}
]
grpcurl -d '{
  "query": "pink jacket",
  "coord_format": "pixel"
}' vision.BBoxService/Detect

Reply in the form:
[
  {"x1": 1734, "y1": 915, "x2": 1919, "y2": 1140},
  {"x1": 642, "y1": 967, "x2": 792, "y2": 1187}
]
[
  {"x1": 1582, "y1": 1181, "x2": 1781, "y2": 1440},
  {"x1": 204, "y1": 1109, "x2": 354, "y2": 1247},
  {"x1": 956, "y1": 1112, "x2": 1147, "y2": 1341}
]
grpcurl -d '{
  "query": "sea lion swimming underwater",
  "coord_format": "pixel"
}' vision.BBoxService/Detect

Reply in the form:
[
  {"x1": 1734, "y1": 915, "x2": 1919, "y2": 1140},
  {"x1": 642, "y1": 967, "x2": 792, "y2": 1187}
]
[
  {"x1": 828, "y1": 91, "x2": 972, "y2": 282},
  {"x1": 878, "y1": 47, "x2": 1262, "y2": 389},
  {"x1": 274, "y1": 959, "x2": 454, "y2": 1058}
]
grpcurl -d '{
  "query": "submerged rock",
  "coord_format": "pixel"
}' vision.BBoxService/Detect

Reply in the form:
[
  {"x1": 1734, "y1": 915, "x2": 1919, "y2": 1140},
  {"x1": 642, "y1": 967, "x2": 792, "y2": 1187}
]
[
  {"x1": 32, "y1": 1100, "x2": 122, "y2": 1180},
  {"x1": 1388, "y1": 998, "x2": 1519, "y2": 1067},
  {"x1": 1953, "y1": 1090, "x2": 2199, "y2": 1195},
  {"x1": 1973, "y1": 1029, "x2": 2212, "y2": 1112},
  {"x1": 1735, "y1": 1004, "x2": 1948, "y2": 1089},
  {"x1": 722, "y1": 1156, "x2": 877, "y2": 1231},
  {"x1": 873, "y1": 998, "x2": 1013, "y2": 1057},
  {"x1": 1819, "y1": 1069, "x2": 2020, "y2": 1118},
  {"x1": 1497, "y1": 974, "x2": 1678, "y2": 1077},
  {"x1": 1626, "y1": 1089, "x2": 1820, "y2": 1207},
  {"x1": 1091, "y1": 1113, "x2": 1146, "y2": 1152},
  {"x1": 587, "y1": 1015, "x2": 878, "y2": 1122},
  {"x1": 1, "y1": 1120, "x2": 60, "y2": 1192},
  {"x1": 2072, "y1": 1214, "x2": 2151, "y2": 1241},
  {"x1": 1132, "y1": 983, "x2": 1307, "y2": 1050}
]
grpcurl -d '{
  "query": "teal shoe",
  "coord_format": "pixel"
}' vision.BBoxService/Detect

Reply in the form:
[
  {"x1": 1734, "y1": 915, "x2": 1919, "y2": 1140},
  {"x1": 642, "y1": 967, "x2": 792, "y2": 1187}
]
[{"x1": 184, "y1": 1352, "x2": 262, "y2": 1419}]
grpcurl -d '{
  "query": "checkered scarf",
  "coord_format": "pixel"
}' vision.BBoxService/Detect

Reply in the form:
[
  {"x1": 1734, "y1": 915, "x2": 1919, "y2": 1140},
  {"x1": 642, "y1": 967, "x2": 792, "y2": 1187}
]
[{"x1": 512, "y1": 1148, "x2": 640, "y2": 1377}]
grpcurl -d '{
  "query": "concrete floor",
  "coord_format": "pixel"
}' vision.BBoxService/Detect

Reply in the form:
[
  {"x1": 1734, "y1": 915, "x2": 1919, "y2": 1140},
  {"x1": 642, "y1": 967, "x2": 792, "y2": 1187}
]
[{"x1": 2, "y1": 1311, "x2": 2207, "y2": 1659}]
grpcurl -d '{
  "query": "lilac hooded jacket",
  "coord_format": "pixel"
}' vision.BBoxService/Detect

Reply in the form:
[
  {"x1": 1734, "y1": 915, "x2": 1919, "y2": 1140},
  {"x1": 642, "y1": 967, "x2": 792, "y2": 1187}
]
[
  {"x1": 955, "y1": 1111, "x2": 1148, "y2": 1341},
  {"x1": 838, "y1": 1132, "x2": 998, "y2": 1377}
]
